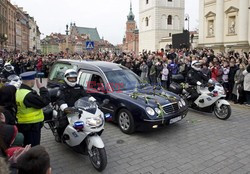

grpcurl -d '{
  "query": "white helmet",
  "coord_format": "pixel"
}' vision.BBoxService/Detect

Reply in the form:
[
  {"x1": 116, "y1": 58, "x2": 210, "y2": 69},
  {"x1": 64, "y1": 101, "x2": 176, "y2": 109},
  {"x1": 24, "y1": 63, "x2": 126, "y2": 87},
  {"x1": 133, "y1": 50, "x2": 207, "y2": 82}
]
[
  {"x1": 6, "y1": 75, "x2": 22, "y2": 89},
  {"x1": 191, "y1": 61, "x2": 202, "y2": 71},
  {"x1": 64, "y1": 69, "x2": 78, "y2": 87},
  {"x1": 4, "y1": 63, "x2": 14, "y2": 72}
]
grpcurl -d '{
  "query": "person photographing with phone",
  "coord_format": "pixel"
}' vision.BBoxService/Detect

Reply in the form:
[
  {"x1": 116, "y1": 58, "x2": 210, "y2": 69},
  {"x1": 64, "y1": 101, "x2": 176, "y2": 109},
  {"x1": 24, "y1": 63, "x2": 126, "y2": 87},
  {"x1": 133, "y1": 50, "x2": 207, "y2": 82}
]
[{"x1": 16, "y1": 71, "x2": 50, "y2": 147}]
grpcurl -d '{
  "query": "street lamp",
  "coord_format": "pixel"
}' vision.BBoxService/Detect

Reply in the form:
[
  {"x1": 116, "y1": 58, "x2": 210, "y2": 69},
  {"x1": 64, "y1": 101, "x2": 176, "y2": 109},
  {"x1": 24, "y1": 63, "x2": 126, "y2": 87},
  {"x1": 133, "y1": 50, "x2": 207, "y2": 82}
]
[{"x1": 185, "y1": 14, "x2": 190, "y2": 31}]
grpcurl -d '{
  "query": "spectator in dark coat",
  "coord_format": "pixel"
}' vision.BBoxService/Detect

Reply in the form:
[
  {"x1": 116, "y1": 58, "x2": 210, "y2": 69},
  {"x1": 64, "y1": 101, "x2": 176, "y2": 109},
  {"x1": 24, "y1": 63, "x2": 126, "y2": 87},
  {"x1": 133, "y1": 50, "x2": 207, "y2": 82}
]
[
  {"x1": 228, "y1": 61, "x2": 239, "y2": 100},
  {"x1": 0, "y1": 86, "x2": 17, "y2": 125}
]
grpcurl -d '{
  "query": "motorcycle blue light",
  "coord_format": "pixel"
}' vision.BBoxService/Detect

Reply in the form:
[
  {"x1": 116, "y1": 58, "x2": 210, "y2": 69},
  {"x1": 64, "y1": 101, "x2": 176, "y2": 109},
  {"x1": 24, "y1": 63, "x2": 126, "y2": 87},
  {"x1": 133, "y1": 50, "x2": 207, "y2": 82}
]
[
  {"x1": 105, "y1": 113, "x2": 112, "y2": 121},
  {"x1": 73, "y1": 121, "x2": 84, "y2": 131}
]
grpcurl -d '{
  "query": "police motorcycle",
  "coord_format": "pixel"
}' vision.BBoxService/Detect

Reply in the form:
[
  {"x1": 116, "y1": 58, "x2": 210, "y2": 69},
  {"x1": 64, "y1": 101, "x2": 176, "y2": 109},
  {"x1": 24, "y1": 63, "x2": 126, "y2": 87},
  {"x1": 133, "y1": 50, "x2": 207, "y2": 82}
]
[
  {"x1": 43, "y1": 90, "x2": 109, "y2": 172},
  {"x1": 169, "y1": 75, "x2": 231, "y2": 120}
]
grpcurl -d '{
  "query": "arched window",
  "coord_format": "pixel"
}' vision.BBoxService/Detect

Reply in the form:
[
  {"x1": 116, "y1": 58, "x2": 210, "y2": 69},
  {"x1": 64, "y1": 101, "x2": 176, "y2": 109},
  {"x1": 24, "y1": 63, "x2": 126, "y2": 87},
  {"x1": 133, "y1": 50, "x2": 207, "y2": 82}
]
[
  {"x1": 167, "y1": 15, "x2": 172, "y2": 25},
  {"x1": 146, "y1": 17, "x2": 149, "y2": 27}
]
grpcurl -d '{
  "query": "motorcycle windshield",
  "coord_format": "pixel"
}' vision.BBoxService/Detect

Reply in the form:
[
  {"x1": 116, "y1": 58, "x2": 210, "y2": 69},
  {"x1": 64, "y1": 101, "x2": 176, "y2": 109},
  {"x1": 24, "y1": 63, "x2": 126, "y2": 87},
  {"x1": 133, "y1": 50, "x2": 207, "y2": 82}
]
[{"x1": 74, "y1": 97, "x2": 97, "y2": 114}]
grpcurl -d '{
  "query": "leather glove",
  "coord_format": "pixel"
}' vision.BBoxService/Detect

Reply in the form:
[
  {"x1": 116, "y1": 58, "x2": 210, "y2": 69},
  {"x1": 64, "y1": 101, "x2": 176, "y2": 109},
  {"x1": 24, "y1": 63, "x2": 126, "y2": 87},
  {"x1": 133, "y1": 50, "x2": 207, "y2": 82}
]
[{"x1": 64, "y1": 107, "x2": 75, "y2": 114}]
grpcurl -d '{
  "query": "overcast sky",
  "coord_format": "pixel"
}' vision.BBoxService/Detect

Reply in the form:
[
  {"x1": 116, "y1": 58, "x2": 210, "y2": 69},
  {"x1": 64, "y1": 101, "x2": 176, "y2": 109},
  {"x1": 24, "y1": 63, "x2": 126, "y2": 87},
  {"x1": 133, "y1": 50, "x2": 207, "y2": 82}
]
[{"x1": 12, "y1": 0, "x2": 199, "y2": 45}]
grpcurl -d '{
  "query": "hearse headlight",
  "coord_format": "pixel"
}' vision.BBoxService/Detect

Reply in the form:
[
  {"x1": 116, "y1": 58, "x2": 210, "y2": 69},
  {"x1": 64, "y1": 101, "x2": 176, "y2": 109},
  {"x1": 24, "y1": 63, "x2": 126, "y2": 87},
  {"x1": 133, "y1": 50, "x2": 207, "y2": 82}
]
[
  {"x1": 178, "y1": 101, "x2": 183, "y2": 108},
  {"x1": 180, "y1": 98, "x2": 186, "y2": 106},
  {"x1": 146, "y1": 107, "x2": 155, "y2": 116}
]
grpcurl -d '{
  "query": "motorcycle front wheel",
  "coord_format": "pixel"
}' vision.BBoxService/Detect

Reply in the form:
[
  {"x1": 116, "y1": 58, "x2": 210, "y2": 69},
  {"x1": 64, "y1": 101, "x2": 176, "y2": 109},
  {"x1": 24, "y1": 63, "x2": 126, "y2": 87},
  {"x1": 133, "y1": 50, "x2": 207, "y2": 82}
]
[
  {"x1": 89, "y1": 147, "x2": 107, "y2": 172},
  {"x1": 214, "y1": 104, "x2": 231, "y2": 120}
]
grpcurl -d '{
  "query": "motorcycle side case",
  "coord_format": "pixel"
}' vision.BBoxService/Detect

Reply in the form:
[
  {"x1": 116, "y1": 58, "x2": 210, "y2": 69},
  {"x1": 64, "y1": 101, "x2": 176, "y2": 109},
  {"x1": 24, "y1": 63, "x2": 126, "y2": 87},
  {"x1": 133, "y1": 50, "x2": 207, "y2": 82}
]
[
  {"x1": 171, "y1": 74, "x2": 185, "y2": 83},
  {"x1": 169, "y1": 82, "x2": 183, "y2": 94},
  {"x1": 43, "y1": 105, "x2": 53, "y2": 121}
]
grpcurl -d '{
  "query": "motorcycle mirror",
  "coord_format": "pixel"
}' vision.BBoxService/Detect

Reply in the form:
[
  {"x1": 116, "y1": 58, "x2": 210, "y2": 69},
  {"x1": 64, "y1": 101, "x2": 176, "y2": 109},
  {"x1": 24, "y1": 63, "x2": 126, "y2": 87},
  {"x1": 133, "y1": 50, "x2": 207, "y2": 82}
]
[
  {"x1": 88, "y1": 97, "x2": 96, "y2": 102},
  {"x1": 208, "y1": 86, "x2": 214, "y2": 92}
]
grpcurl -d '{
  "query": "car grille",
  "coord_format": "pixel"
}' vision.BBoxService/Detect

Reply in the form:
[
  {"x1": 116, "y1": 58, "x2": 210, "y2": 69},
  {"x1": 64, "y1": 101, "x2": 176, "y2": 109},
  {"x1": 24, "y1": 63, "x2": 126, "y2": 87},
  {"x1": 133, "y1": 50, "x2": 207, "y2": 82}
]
[{"x1": 163, "y1": 103, "x2": 179, "y2": 114}]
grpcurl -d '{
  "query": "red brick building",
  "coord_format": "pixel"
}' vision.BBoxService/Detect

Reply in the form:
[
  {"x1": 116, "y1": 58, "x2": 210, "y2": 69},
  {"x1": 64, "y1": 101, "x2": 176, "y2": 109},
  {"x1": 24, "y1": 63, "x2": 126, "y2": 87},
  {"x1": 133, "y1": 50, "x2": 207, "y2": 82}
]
[{"x1": 122, "y1": 2, "x2": 139, "y2": 55}]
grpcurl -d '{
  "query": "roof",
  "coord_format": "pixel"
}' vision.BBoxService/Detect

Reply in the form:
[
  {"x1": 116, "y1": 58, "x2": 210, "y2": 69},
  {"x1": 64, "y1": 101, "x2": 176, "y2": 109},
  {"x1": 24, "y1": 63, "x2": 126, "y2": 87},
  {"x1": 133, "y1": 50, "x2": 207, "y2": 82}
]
[
  {"x1": 76, "y1": 27, "x2": 101, "y2": 41},
  {"x1": 58, "y1": 59, "x2": 125, "y2": 73}
]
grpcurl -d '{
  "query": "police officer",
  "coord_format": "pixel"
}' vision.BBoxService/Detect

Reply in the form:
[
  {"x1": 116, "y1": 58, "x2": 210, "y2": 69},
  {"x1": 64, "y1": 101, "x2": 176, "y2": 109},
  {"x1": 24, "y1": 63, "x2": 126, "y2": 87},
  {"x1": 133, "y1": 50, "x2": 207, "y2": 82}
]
[
  {"x1": 186, "y1": 61, "x2": 209, "y2": 101},
  {"x1": 16, "y1": 71, "x2": 50, "y2": 147},
  {"x1": 56, "y1": 69, "x2": 87, "y2": 140},
  {"x1": 2, "y1": 63, "x2": 16, "y2": 79}
]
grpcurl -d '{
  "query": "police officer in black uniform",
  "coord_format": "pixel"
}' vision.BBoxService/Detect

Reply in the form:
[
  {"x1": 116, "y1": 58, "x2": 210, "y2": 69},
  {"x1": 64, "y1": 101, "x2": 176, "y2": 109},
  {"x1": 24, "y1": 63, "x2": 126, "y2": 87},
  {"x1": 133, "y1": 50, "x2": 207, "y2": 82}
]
[
  {"x1": 187, "y1": 61, "x2": 209, "y2": 101},
  {"x1": 56, "y1": 69, "x2": 87, "y2": 140},
  {"x1": 2, "y1": 63, "x2": 16, "y2": 79},
  {"x1": 16, "y1": 71, "x2": 50, "y2": 147}
]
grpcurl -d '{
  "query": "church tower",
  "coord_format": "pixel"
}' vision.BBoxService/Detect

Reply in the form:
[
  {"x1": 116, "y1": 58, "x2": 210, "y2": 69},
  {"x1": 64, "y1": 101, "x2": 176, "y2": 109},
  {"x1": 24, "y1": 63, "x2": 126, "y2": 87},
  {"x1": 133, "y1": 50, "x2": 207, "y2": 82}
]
[
  {"x1": 126, "y1": 2, "x2": 136, "y2": 43},
  {"x1": 123, "y1": 1, "x2": 139, "y2": 54},
  {"x1": 139, "y1": 0, "x2": 185, "y2": 52}
]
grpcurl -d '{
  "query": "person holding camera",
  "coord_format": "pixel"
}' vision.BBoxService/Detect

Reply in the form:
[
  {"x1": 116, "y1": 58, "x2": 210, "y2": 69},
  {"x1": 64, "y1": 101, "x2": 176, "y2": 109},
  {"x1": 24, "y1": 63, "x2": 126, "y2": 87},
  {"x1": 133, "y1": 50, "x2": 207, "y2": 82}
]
[{"x1": 16, "y1": 71, "x2": 50, "y2": 147}]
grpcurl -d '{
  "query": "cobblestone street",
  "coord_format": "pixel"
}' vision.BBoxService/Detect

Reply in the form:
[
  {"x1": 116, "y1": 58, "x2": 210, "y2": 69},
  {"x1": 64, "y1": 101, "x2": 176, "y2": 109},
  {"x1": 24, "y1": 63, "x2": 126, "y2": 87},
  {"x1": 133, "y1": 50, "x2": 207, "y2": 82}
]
[{"x1": 41, "y1": 105, "x2": 250, "y2": 174}]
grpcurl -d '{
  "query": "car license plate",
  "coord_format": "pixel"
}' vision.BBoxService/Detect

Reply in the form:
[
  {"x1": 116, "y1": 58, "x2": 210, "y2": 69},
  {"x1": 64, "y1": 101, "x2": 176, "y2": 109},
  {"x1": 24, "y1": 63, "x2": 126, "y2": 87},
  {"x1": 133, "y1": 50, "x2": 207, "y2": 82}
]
[{"x1": 169, "y1": 116, "x2": 182, "y2": 124}]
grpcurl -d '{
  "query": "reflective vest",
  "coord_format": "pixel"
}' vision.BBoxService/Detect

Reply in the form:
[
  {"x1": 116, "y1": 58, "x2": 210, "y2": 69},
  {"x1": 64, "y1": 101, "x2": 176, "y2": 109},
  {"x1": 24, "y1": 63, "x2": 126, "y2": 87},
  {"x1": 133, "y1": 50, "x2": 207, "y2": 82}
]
[{"x1": 16, "y1": 89, "x2": 44, "y2": 124}]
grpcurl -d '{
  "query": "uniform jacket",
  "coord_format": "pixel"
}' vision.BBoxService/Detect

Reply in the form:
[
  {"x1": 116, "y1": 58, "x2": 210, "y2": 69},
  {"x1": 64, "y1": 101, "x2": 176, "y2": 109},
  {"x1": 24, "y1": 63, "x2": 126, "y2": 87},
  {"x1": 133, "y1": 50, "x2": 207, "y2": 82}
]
[{"x1": 57, "y1": 84, "x2": 87, "y2": 108}]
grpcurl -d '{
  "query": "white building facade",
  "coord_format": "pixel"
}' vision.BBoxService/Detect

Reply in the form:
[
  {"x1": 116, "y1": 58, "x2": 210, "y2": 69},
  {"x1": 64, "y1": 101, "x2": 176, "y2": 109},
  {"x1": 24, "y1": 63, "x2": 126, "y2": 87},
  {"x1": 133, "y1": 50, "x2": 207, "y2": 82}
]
[
  {"x1": 139, "y1": 0, "x2": 185, "y2": 52},
  {"x1": 199, "y1": 0, "x2": 250, "y2": 53},
  {"x1": 29, "y1": 17, "x2": 41, "y2": 53}
]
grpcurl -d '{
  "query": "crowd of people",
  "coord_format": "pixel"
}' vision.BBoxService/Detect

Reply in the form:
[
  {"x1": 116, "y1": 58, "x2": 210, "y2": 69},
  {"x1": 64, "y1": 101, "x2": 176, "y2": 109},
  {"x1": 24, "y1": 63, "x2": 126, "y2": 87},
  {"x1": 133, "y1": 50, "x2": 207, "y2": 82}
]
[
  {"x1": 1, "y1": 51, "x2": 51, "y2": 173},
  {"x1": 1, "y1": 48, "x2": 250, "y2": 105}
]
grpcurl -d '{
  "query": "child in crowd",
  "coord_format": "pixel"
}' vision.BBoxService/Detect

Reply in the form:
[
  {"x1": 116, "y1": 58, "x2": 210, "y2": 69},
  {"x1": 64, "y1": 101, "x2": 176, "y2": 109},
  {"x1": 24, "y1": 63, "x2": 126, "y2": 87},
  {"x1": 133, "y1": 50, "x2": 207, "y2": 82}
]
[{"x1": 17, "y1": 145, "x2": 51, "y2": 174}]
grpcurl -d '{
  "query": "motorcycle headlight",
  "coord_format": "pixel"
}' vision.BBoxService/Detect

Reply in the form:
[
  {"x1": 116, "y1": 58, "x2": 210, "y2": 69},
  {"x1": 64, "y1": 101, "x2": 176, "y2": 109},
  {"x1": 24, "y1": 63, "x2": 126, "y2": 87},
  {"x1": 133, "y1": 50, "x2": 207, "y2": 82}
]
[
  {"x1": 180, "y1": 98, "x2": 186, "y2": 106},
  {"x1": 146, "y1": 107, "x2": 155, "y2": 116},
  {"x1": 86, "y1": 116, "x2": 103, "y2": 127},
  {"x1": 155, "y1": 108, "x2": 161, "y2": 115}
]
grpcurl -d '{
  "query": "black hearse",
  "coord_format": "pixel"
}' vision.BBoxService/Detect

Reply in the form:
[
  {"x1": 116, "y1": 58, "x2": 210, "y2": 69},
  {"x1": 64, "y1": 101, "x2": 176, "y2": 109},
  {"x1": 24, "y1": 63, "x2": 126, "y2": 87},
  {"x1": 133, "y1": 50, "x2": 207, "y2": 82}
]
[{"x1": 47, "y1": 60, "x2": 188, "y2": 134}]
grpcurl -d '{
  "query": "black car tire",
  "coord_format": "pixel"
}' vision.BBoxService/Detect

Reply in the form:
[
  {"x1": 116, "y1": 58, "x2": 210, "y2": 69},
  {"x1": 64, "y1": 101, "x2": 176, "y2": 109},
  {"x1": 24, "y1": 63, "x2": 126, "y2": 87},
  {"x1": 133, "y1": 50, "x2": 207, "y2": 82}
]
[{"x1": 118, "y1": 109, "x2": 135, "y2": 134}]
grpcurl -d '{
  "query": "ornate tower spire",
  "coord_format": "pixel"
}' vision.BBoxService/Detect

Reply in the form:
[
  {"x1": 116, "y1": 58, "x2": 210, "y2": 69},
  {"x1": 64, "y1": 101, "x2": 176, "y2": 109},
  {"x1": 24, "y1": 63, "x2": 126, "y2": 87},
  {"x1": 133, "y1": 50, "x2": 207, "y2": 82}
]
[{"x1": 127, "y1": 1, "x2": 135, "y2": 21}]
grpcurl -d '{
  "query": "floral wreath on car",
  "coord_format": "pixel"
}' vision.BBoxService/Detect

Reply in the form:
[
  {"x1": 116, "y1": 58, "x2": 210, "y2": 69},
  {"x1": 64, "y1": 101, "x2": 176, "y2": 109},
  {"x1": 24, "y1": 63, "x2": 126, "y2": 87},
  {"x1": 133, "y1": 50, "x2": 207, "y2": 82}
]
[{"x1": 129, "y1": 86, "x2": 177, "y2": 120}]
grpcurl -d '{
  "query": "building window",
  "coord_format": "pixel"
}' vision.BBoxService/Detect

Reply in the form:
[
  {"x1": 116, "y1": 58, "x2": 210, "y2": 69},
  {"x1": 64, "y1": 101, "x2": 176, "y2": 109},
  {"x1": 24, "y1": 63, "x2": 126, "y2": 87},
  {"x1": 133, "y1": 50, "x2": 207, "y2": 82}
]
[
  {"x1": 146, "y1": 17, "x2": 149, "y2": 27},
  {"x1": 169, "y1": 33, "x2": 172, "y2": 37},
  {"x1": 168, "y1": 0, "x2": 172, "y2": 1},
  {"x1": 167, "y1": 15, "x2": 172, "y2": 25},
  {"x1": 146, "y1": 0, "x2": 149, "y2": 4}
]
